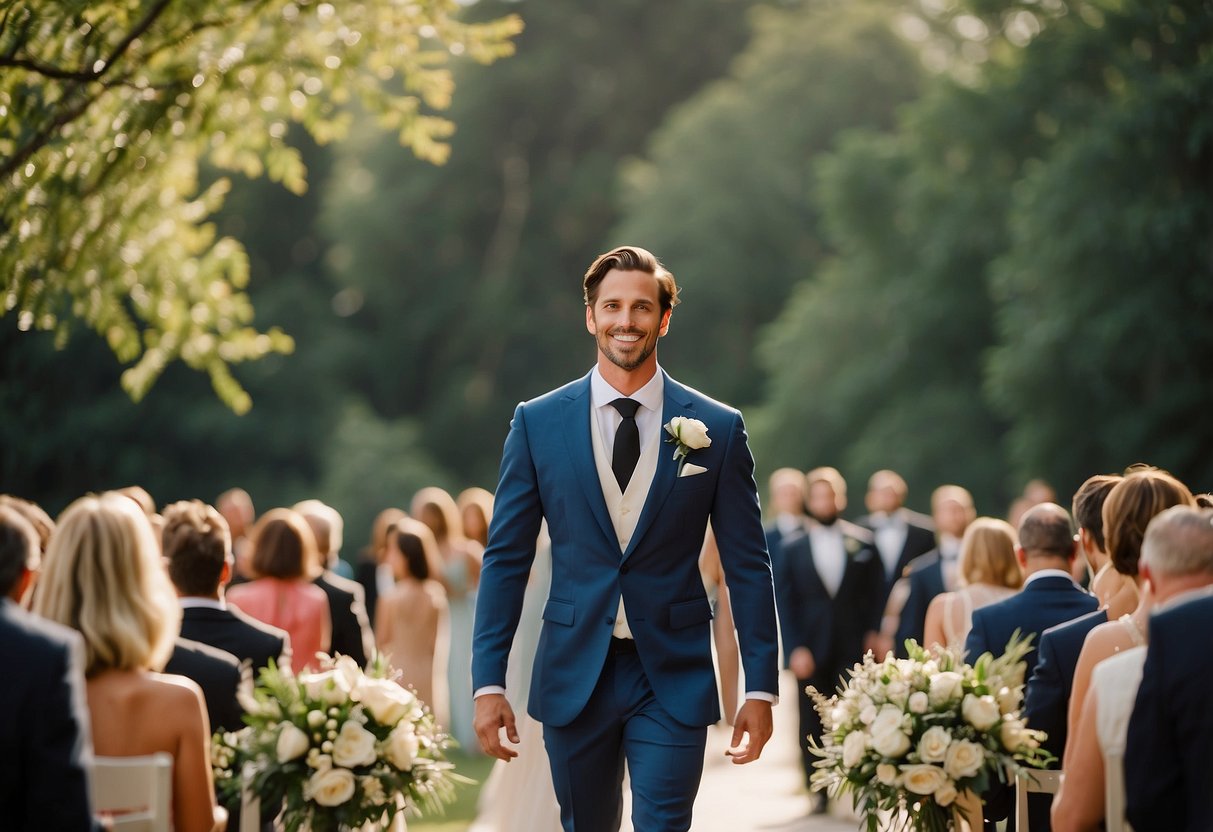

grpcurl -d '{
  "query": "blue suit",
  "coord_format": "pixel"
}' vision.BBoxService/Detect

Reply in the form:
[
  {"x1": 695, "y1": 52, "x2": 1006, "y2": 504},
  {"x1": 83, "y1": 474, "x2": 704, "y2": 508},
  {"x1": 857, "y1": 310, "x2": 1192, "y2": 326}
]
[
  {"x1": 1125, "y1": 594, "x2": 1213, "y2": 832},
  {"x1": 965, "y1": 574, "x2": 1098, "y2": 832},
  {"x1": 472, "y1": 370, "x2": 778, "y2": 831},
  {"x1": 1023, "y1": 609, "x2": 1107, "y2": 762},
  {"x1": 893, "y1": 550, "x2": 947, "y2": 657}
]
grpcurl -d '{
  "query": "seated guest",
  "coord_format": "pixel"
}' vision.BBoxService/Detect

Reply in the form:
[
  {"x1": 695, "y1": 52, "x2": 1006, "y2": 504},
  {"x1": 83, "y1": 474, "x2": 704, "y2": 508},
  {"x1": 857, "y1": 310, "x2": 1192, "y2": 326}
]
[
  {"x1": 1124, "y1": 594, "x2": 1213, "y2": 830},
  {"x1": 1025, "y1": 474, "x2": 1124, "y2": 767},
  {"x1": 34, "y1": 493, "x2": 224, "y2": 832},
  {"x1": 883, "y1": 484, "x2": 975, "y2": 658},
  {"x1": 162, "y1": 500, "x2": 292, "y2": 676},
  {"x1": 0, "y1": 505, "x2": 95, "y2": 830},
  {"x1": 922, "y1": 517, "x2": 1021, "y2": 651},
  {"x1": 964, "y1": 502, "x2": 1098, "y2": 832},
  {"x1": 163, "y1": 637, "x2": 243, "y2": 734},
  {"x1": 1064, "y1": 467, "x2": 1193, "y2": 747},
  {"x1": 217, "y1": 488, "x2": 257, "y2": 584},
  {"x1": 356, "y1": 507, "x2": 407, "y2": 629},
  {"x1": 295, "y1": 500, "x2": 374, "y2": 667},
  {"x1": 228, "y1": 508, "x2": 331, "y2": 672},
  {"x1": 376, "y1": 518, "x2": 449, "y2": 725},
  {"x1": 1054, "y1": 506, "x2": 1213, "y2": 832}
]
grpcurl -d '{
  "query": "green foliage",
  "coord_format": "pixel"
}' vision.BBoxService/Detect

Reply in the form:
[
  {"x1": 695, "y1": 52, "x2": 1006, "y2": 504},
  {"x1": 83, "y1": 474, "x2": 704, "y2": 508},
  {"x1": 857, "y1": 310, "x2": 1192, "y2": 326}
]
[{"x1": 0, "y1": 0, "x2": 521, "y2": 411}]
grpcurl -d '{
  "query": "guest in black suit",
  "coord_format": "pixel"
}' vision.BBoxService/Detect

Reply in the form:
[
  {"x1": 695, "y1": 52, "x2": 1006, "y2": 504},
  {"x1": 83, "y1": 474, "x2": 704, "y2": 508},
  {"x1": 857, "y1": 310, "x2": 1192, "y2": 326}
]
[
  {"x1": 965, "y1": 502, "x2": 1098, "y2": 832},
  {"x1": 1024, "y1": 474, "x2": 1122, "y2": 766},
  {"x1": 764, "y1": 467, "x2": 806, "y2": 655},
  {"x1": 775, "y1": 467, "x2": 883, "y2": 809},
  {"x1": 0, "y1": 505, "x2": 95, "y2": 832},
  {"x1": 164, "y1": 637, "x2": 244, "y2": 733},
  {"x1": 296, "y1": 500, "x2": 374, "y2": 667},
  {"x1": 856, "y1": 469, "x2": 936, "y2": 609},
  {"x1": 163, "y1": 500, "x2": 291, "y2": 677},
  {"x1": 1125, "y1": 591, "x2": 1213, "y2": 832},
  {"x1": 355, "y1": 507, "x2": 407, "y2": 629},
  {"x1": 882, "y1": 485, "x2": 974, "y2": 658}
]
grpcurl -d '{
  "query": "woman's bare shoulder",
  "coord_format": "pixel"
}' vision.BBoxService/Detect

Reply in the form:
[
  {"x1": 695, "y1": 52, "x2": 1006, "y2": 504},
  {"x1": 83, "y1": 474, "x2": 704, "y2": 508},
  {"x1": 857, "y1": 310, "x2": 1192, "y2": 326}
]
[{"x1": 149, "y1": 671, "x2": 207, "y2": 708}]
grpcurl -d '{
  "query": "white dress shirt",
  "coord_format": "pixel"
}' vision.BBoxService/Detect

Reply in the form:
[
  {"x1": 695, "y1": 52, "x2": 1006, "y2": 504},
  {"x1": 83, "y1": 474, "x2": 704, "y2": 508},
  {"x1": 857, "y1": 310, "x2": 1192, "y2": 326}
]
[
  {"x1": 871, "y1": 511, "x2": 909, "y2": 581},
  {"x1": 807, "y1": 521, "x2": 847, "y2": 598}
]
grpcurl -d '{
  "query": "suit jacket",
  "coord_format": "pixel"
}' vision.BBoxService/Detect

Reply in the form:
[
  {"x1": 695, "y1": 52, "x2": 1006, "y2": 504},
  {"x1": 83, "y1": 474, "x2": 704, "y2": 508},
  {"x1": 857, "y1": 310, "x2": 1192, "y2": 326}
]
[
  {"x1": 857, "y1": 509, "x2": 936, "y2": 597},
  {"x1": 0, "y1": 600, "x2": 94, "y2": 831},
  {"x1": 314, "y1": 571, "x2": 374, "y2": 667},
  {"x1": 1125, "y1": 594, "x2": 1213, "y2": 832},
  {"x1": 1023, "y1": 609, "x2": 1107, "y2": 761},
  {"x1": 965, "y1": 574, "x2": 1098, "y2": 831},
  {"x1": 472, "y1": 370, "x2": 779, "y2": 728},
  {"x1": 164, "y1": 637, "x2": 244, "y2": 734},
  {"x1": 893, "y1": 550, "x2": 948, "y2": 657},
  {"x1": 180, "y1": 603, "x2": 291, "y2": 677},
  {"x1": 774, "y1": 520, "x2": 883, "y2": 672},
  {"x1": 354, "y1": 556, "x2": 381, "y2": 628}
]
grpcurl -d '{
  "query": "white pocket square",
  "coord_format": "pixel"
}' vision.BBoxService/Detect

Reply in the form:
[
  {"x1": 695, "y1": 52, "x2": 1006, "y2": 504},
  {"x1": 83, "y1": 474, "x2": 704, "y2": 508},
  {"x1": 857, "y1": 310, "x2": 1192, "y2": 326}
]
[{"x1": 679, "y1": 462, "x2": 708, "y2": 478}]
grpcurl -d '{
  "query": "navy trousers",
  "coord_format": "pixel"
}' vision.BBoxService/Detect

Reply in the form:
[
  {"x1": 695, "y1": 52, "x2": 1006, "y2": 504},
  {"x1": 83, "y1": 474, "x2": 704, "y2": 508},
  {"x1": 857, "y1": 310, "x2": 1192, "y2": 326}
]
[{"x1": 543, "y1": 642, "x2": 708, "y2": 832}]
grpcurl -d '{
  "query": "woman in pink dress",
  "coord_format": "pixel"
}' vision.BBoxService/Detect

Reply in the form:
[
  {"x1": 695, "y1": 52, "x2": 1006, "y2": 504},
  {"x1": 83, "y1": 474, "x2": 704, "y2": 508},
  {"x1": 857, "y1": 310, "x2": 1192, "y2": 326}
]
[{"x1": 227, "y1": 508, "x2": 331, "y2": 672}]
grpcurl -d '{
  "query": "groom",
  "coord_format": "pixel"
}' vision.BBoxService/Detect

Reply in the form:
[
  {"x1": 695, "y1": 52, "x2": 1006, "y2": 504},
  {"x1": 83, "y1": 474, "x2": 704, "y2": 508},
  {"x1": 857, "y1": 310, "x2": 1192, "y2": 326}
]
[{"x1": 472, "y1": 245, "x2": 779, "y2": 832}]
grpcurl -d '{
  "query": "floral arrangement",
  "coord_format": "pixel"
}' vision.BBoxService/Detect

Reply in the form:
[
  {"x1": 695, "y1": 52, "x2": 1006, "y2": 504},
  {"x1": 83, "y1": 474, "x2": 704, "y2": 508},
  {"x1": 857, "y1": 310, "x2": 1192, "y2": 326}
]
[
  {"x1": 212, "y1": 654, "x2": 463, "y2": 832},
  {"x1": 808, "y1": 635, "x2": 1053, "y2": 832}
]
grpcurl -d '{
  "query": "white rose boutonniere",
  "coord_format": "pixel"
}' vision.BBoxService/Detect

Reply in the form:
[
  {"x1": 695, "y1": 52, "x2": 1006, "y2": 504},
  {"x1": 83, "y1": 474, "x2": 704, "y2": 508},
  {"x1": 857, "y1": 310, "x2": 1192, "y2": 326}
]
[{"x1": 664, "y1": 417, "x2": 710, "y2": 474}]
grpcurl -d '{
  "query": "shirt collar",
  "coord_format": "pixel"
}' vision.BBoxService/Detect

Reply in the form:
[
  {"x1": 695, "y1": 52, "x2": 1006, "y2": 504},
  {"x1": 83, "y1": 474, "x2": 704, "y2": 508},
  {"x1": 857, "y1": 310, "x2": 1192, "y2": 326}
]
[
  {"x1": 179, "y1": 597, "x2": 226, "y2": 611},
  {"x1": 1157, "y1": 584, "x2": 1213, "y2": 613},
  {"x1": 590, "y1": 364, "x2": 664, "y2": 415},
  {"x1": 1023, "y1": 568, "x2": 1078, "y2": 588}
]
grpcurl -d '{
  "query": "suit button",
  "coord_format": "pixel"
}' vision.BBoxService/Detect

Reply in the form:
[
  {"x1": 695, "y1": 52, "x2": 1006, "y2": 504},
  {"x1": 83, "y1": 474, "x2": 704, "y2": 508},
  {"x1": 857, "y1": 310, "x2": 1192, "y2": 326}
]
[
  {"x1": 606, "y1": 617, "x2": 615, "y2": 626},
  {"x1": 620, "y1": 564, "x2": 629, "y2": 575}
]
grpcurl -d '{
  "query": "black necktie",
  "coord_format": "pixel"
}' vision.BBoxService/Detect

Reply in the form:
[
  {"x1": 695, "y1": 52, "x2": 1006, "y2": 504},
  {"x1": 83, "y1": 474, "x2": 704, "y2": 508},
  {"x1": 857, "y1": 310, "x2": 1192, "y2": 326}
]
[{"x1": 610, "y1": 398, "x2": 641, "y2": 491}]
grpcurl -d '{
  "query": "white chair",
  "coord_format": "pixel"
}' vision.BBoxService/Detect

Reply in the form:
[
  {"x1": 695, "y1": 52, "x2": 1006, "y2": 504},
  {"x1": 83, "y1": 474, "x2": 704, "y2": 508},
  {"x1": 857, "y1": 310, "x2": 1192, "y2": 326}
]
[
  {"x1": 91, "y1": 753, "x2": 173, "y2": 832},
  {"x1": 240, "y1": 762, "x2": 261, "y2": 832},
  {"x1": 1016, "y1": 768, "x2": 1062, "y2": 831},
  {"x1": 1103, "y1": 748, "x2": 1128, "y2": 832}
]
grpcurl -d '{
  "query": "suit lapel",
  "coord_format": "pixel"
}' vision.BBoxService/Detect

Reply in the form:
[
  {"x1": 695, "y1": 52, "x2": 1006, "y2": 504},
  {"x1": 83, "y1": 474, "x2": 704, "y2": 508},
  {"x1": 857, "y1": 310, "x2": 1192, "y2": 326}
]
[
  {"x1": 560, "y1": 374, "x2": 619, "y2": 549},
  {"x1": 623, "y1": 372, "x2": 693, "y2": 562}
]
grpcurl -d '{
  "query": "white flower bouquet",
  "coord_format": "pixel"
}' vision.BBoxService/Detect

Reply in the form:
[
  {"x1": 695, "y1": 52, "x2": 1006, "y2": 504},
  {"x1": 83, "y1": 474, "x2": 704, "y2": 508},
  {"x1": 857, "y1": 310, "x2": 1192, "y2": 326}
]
[
  {"x1": 808, "y1": 635, "x2": 1053, "y2": 832},
  {"x1": 212, "y1": 654, "x2": 464, "y2": 832}
]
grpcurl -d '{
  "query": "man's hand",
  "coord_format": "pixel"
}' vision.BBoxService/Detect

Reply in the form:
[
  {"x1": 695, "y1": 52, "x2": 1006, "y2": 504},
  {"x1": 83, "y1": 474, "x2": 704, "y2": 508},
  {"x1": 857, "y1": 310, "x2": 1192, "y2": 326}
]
[
  {"x1": 789, "y1": 646, "x2": 816, "y2": 680},
  {"x1": 726, "y1": 699, "x2": 773, "y2": 765},
  {"x1": 473, "y1": 693, "x2": 520, "y2": 761}
]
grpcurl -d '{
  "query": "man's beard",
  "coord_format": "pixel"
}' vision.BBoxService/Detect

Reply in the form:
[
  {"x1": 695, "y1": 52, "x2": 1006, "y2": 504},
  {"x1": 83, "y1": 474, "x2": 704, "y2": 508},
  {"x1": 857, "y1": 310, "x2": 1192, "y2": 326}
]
[
  {"x1": 810, "y1": 511, "x2": 839, "y2": 526},
  {"x1": 598, "y1": 328, "x2": 656, "y2": 371}
]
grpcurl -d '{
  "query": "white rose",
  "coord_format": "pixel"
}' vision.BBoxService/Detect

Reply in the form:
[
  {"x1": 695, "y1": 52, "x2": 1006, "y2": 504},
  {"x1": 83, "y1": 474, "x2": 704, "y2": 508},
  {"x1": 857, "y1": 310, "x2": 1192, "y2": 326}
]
[
  {"x1": 668, "y1": 417, "x2": 711, "y2": 450},
  {"x1": 385, "y1": 722, "x2": 421, "y2": 771},
  {"x1": 902, "y1": 764, "x2": 948, "y2": 795},
  {"x1": 997, "y1": 685, "x2": 1021, "y2": 715},
  {"x1": 331, "y1": 720, "x2": 378, "y2": 769},
  {"x1": 276, "y1": 723, "x2": 310, "y2": 763},
  {"x1": 305, "y1": 767, "x2": 356, "y2": 807},
  {"x1": 908, "y1": 691, "x2": 929, "y2": 714},
  {"x1": 928, "y1": 672, "x2": 964, "y2": 707},
  {"x1": 1000, "y1": 718, "x2": 1028, "y2": 751},
  {"x1": 962, "y1": 694, "x2": 1001, "y2": 731},
  {"x1": 354, "y1": 678, "x2": 417, "y2": 726},
  {"x1": 935, "y1": 779, "x2": 958, "y2": 807},
  {"x1": 876, "y1": 763, "x2": 900, "y2": 786},
  {"x1": 333, "y1": 655, "x2": 363, "y2": 689},
  {"x1": 917, "y1": 726, "x2": 951, "y2": 764},
  {"x1": 870, "y1": 708, "x2": 911, "y2": 759},
  {"x1": 842, "y1": 730, "x2": 868, "y2": 768},
  {"x1": 944, "y1": 739, "x2": 986, "y2": 780},
  {"x1": 301, "y1": 670, "x2": 350, "y2": 705}
]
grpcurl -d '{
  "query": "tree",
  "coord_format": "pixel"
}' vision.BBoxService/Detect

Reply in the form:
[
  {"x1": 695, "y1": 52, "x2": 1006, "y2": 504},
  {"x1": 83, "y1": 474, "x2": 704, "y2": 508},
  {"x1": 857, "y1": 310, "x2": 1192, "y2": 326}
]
[{"x1": 0, "y1": 0, "x2": 520, "y2": 411}]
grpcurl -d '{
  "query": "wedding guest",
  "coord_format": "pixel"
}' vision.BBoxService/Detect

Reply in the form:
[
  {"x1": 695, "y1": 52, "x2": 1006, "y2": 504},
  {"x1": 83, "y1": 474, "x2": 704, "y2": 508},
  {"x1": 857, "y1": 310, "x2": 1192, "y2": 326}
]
[
  {"x1": 217, "y1": 487, "x2": 256, "y2": 583},
  {"x1": 0, "y1": 505, "x2": 96, "y2": 831},
  {"x1": 964, "y1": 502, "x2": 1098, "y2": 832},
  {"x1": 375, "y1": 517, "x2": 449, "y2": 725},
  {"x1": 1025, "y1": 474, "x2": 1124, "y2": 768},
  {"x1": 163, "y1": 636, "x2": 243, "y2": 733},
  {"x1": 775, "y1": 466, "x2": 882, "y2": 809},
  {"x1": 227, "y1": 508, "x2": 331, "y2": 672},
  {"x1": 355, "y1": 507, "x2": 407, "y2": 629},
  {"x1": 1054, "y1": 506, "x2": 1213, "y2": 832},
  {"x1": 34, "y1": 492, "x2": 224, "y2": 832},
  {"x1": 162, "y1": 500, "x2": 291, "y2": 676},
  {"x1": 295, "y1": 499, "x2": 374, "y2": 667},
  {"x1": 922, "y1": 517, "x2": 1021, "y2": 651},
  {"x1": 1008, "y1": 478, "x2": 1058, "y2": 529},
  {"x1": 458, "y1": 487, "x2": 495, "y2": 549},
  {"x1": 699, "y1": 525, "x2": 741, "y2": 724},
  {"x1": 857, "y1": 469, "x2": 936, "y2": 610},
  {"x1": 1064, "y1": 467, "x2": 1194, "y2": 748},
  {"x1": 0, "y1": 494, "x2": 54, "y2": 555},
  {"x1": 883, "y1": 484, "x2": 976, "y2": 658},
  {"x1": 763, "y1": 467, "x2": 807, "y2": 585},
  {"x1": 413, "y1": 486, "x2": 483, "y2": 750}
]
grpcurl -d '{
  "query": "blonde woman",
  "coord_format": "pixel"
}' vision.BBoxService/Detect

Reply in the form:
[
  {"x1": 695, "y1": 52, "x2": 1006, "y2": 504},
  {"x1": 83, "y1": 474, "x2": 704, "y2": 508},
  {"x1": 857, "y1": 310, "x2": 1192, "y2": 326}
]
[
  {"x1": 34, "y1": 492, "x2": 224, "y2": 832},
  {"x1": 376, "y1": 517, "x2": 449, "y2": 725},
  {"x1": 923, "y1": 517, "x2": 1022, "y2": 651},
  {"x1": 457, "y1": 487, "x2": 495, "y2": 549}
]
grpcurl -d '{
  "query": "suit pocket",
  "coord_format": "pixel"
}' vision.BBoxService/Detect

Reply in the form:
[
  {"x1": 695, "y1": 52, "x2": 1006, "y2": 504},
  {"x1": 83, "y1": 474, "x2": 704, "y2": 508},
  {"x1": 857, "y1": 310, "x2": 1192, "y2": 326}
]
[
  {"x1": 668, "y1": 597, "x2": 713, "y2": 629},
  {"x1": 542, "y1": 598, "x2": 575, "y2": 626}
]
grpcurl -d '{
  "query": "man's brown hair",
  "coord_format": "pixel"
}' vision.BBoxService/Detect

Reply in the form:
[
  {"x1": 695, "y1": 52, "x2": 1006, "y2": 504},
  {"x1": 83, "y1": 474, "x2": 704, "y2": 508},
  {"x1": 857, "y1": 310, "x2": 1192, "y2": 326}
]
[
  {"x1": 583, "y1": 246, "x2": 680, "y2": 313},
  {"x1": 162, "y1": 500, "x2": 230, "y2": 597},
  {"x1": 249, "y1": 508, "x2": 319, "y2": 580}
]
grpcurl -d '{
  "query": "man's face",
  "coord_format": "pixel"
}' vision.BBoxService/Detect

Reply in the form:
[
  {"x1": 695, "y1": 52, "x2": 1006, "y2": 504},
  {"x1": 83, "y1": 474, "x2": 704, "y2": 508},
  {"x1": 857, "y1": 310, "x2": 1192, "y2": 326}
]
[
  {"x1": 585, "y1": 268, "x2": 670, "y2": 373},
  {"x1": 935, "y1": 499, "x2": 971, "y2": 538},
  {"x1": 807, "y1": 481, "x2": 840, "y2": 522},
  {"x1": 866, "y1": 484, "x2": 901, "y2": 514},
  {"x1": 772, "y1": 482, "x2": 805, "y2": 516}
]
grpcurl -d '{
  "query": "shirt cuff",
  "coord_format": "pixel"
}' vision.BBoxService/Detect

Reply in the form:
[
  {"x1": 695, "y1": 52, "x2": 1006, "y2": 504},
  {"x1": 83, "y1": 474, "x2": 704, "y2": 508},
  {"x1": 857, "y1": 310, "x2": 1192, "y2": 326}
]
[
  {"x1": 474, "y1": 685, "x2": 507, "y2": 699},
  {"x1": 745, "y1": 691, "x2": 778, "y2": 704}
]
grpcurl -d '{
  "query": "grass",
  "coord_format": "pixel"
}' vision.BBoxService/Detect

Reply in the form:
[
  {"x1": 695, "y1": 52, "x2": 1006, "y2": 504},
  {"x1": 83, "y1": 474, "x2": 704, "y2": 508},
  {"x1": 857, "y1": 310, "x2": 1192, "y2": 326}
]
[{"x1": 409, "y1": 750, "x2": 497, "y2": 832}]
